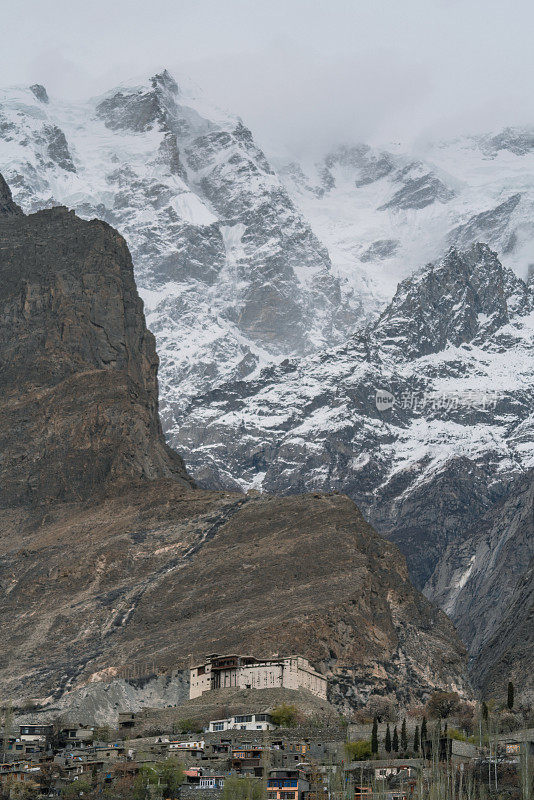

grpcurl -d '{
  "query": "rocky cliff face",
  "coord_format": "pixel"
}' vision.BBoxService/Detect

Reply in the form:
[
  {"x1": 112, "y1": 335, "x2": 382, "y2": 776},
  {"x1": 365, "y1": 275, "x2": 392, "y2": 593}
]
[
  {"x1": 427, "y1": 471, "x2": 534, "y2": 691},
  {"x1": 0, "y1": 201, "x2": 193, "y2": 505},
  {"x1": 0, "y1": 175, "x2": 469, "y2": 711},
  {"x1": 472, "y1": 557, "x2": 534, "y2": 696},
  {"x1": 0, "y1": 173, "x2": 22, "y2": 216}
]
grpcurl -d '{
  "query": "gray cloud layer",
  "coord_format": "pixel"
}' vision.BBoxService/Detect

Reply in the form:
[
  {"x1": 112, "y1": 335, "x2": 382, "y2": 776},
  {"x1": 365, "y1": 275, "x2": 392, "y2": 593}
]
[{"x1": 3, "y1": 0, "x2": 533, "y2": 152}]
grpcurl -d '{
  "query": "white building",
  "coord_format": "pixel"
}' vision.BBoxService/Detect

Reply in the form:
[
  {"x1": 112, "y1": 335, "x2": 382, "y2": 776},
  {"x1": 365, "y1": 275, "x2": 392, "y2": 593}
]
[
  {"x1": 199, "y1": 776, "x2": 225, "y2": 789},
  {"x1": 208, "y1": 713, "x2": 275, "y2": 732},
  {"x1": 168, "y1": 740, "x2": 205, "y2": 752},
  {"x1": 189, "y1": 654, "x2": 327, "y2": 700}
]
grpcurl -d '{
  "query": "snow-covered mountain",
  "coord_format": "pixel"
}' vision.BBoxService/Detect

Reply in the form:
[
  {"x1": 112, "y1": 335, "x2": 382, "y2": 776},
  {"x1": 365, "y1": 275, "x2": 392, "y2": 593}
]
[
  {"x1": 0, "y1": 71, "x2": 364, "y2": 423},
  {"x1": 278, "y1": 132, "x2": 534, "y2": 302},
  {"x1": 1, "y1": 71, "x2": 534, "y2": 681},
  {"x1": 173, "y1": 244, "x2": 534, "y2": 592}
]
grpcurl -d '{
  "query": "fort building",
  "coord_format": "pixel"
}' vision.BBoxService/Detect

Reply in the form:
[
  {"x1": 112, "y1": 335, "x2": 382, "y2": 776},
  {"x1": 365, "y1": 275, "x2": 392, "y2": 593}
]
[{"x1": 189, "y1": 654, "x2": 327, "y2": 700}]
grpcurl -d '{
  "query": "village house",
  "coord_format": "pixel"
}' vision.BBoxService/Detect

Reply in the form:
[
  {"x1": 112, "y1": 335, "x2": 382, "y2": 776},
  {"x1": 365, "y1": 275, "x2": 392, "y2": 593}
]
[
  {"x1": 59, "y1": 725, "x2": 94, "y2": 748},
  {"x1": 18, "y1": 725, "x2": 53, "y2": 742},
  {"x1": 190, "y1": 654, "x2": 327, "y2": 700},
  {"x1": 268, "y1": 768, "x2": 309, "y2": 800},
  {"x1": 0, "y1": 760, "x2": 42, "y2": 786},
  {"x1": 167, "y1": 739, "x2": 205, "y2": 758},
  {"x1": 181, "y1": 767, "x2": 226, "y2": 797},
  {"x1": 497, "y1": 729, "x2": 534, "y2": 759},
  {"x1": 208, "y1": 713, "x2": 275, "y2": 732},
  {"x1": 231, "y1": 744, "x2": 265, "y2": 776}
]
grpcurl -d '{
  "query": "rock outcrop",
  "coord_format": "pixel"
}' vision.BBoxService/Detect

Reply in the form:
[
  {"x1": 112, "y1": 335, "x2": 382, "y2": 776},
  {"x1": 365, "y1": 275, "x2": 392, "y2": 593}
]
[
  {"x1": 0, "y1": 175, "x2": 469, "y2": 711},
  {"x1": 0, "y1": 173, "x2": 23, "y2": 217},
  {"x1": 427, "y1": 471, "x2": 534, "y2": 692},
  {"x1": 472, "y1": 557, "x2": 534, "y2": 696},
  {"x1": 0, "y1": 203, "x2": 193, "y2": 506}
]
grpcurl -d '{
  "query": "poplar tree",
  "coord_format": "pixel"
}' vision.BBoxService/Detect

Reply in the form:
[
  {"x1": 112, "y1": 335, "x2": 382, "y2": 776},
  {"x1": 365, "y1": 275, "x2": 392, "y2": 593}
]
[
  {"x1": 507, "y1": 681, "x2": 514, "y2": 710},
  {"x1": 371, "y1": 717, "x2": 379, "y2": 754},
  {"x1": 401, "y1": 718, "x2": 408, "y2": 751},
  {"x1": 385, "y1": 723, "x2": 392, "y2": 753},
  {"x1": 421, "y1": 716, "x2": 428, "y2": 745}
]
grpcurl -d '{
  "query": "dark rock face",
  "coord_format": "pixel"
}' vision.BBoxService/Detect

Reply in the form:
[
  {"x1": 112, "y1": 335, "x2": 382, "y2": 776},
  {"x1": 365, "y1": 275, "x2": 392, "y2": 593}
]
[
  {"x1": 427, "y1": 471, "x2": 534, "y2": 691},
  {"x1": 380, "y1": 171, "x2": 455, "y2": 211},
  {"x1": 42, "y1": 124, "x2": 76, "y2": 172},
  {"x1": 0, "y1": 173, "x2": 23, "y2": 216},
  {"x1": 322, "y1": 145, "x2": 395, "y2": 188},
  {"x1": 30, "y1": 84, "x2": 49, "y2": 104},
  {"x1": 473, "y1": 557, "x2": 534, "y2": 695},
  {"x1": 0, "y1": 201, "x2": 193, "y2": 505},
  {"x1": 0, "y1": 174, "x2": 469, "y2": 709},
  {"x1": 360, "y1": 239, "x2": 399, "y2": 262},
  {"x1": 448, "y1": 194, "x2": 522, "y2": 253}
]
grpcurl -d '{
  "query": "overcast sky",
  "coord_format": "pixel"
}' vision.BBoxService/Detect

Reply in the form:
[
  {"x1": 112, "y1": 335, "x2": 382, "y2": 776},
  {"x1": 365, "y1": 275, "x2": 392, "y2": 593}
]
[{"x1": 3, "y1": 0, "x2": 534, "y2": 154}]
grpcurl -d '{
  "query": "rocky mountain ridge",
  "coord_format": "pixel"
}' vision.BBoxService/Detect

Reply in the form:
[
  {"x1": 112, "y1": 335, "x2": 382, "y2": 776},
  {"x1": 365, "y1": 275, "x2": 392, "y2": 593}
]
[
  {"x1": 0, "y1": 174, "x2": 469, "y2": 713},
  {"x1": 172, "y1": 243, "x2": 534, "y2": 595}
]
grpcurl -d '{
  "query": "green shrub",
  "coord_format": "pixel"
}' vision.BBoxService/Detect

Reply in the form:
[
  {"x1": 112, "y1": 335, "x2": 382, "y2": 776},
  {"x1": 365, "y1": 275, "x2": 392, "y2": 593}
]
[
  {"x1": 447, "y1": 727, "x2": 467, "y2": 741},
  {"x1": 176, "y1": 718, "x2": 203, "y2": 734},
  {"x1": 346, "y1": 739, "x2": 373, "y2": 761},
  {"x1": 271, "y1": 704, "x2": 298, "y2": 727}
]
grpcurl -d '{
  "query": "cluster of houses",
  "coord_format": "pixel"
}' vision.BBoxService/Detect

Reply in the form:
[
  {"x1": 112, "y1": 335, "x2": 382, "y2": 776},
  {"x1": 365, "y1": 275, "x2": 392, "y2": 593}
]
[{"x1": 2, "y1": 714, "x2": 532, "y2": 799}]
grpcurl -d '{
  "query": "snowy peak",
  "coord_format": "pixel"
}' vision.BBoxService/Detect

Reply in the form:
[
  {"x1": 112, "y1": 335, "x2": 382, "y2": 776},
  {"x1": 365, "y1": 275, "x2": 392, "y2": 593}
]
[
  {"x1": 372, "y1": 243, "x2": 533, "y2": 361},
  {"x1": 279, "y1": 128, "x2": 534, "y2": 305},
  {"x1": 95, "y1": 69, "x2": 228, "y2": 142},
  {"x1": 0, "y1": 73, "x2": 364, "y2": 420}
]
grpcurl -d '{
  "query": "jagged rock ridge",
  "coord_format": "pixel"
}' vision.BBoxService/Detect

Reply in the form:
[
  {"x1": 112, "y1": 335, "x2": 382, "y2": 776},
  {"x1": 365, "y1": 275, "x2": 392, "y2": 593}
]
[{"x1": 171, "y1": 244, "x2": 534, "y2": 594}]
